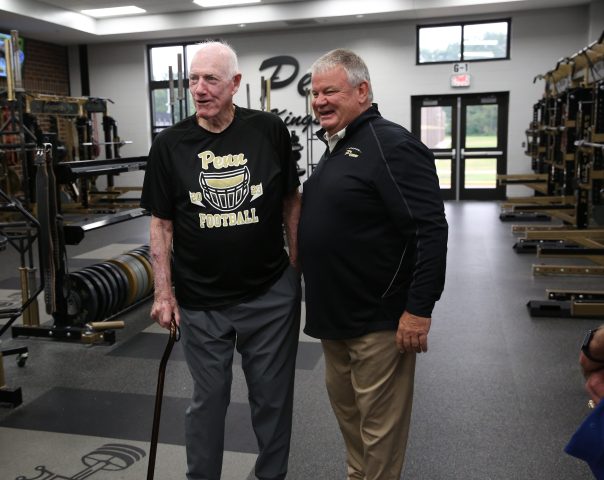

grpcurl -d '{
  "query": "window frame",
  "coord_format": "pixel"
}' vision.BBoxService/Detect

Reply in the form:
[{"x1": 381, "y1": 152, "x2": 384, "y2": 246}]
[{"x1": 416, "y1": 18, "x2": 511, "y2": 65}]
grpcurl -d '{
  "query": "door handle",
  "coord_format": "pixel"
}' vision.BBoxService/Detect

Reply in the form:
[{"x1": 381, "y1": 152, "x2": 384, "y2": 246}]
[
  {"x1": 461, "y1": 149, "x2": 502, "y2": 157},
  {"x1": 433, "y1": 149, "x2": 456, "y2": 158}
]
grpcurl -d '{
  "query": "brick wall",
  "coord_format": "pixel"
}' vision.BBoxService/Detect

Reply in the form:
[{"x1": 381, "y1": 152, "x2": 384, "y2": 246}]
[
  {"x1": 0, "y1": 35, "x2": 70, "y2": 95},
  {"x1": 22, "y1": 38, "x2": 70, "y2": 95}
]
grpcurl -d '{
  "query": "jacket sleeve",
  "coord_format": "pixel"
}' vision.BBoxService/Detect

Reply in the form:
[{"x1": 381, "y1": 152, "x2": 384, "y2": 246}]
[{"x1": 374, "y1": 132, "x2": 448, "y2": 317}]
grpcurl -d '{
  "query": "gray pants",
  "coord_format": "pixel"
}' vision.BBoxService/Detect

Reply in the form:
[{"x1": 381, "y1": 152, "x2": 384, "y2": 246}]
[{"x1": 180, "y1": 265, "x2": 301, "y2": 480}]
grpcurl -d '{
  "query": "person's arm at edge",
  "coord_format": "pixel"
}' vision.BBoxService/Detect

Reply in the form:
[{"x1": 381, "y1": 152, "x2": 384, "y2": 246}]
[
  {"x1": 150, "y1": 215, "x2": 180, "y2": 328},
  {"x1": 580, "y1": 327, "x2": 604, "y2": 373},
  {"x1": 283, "y1": 188, "x2": 301, "y2": 270}
]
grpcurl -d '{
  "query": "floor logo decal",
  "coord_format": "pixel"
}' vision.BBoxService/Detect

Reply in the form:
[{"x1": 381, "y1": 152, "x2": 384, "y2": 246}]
[{"x1": 16, "y1": 443, "x2": 146, "y2": 479}]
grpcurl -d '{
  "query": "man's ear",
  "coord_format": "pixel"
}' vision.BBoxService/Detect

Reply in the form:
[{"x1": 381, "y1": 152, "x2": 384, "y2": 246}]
[
  {"x1": 357, "y1": 80, "x2": 369, "y2": 104},
  {"x1": 232, "y1": 73, "x2": 242, "y2": 95}
]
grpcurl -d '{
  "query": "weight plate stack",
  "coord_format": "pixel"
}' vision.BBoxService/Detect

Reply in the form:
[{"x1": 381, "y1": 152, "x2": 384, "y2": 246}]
[
  {"x1": 66, "y1": 271, "x2": 99, "y2": 324},
  {"x1": 126, "y1": 251, "x2": 154, "y2": 297},
  {"x1": 97, "y1": 261, "x2": 129, "y2": 314},
  {"x1": 86, "y1": 264, "x2": 118, "y2": 319},
  {"x1": 107, "y1": 257, "x2": 139, "y2": 307},
  {"x1": 115, "y1": 254, "x2": 145, "y2": 303},
  {"x1": 77, "y1": 267, "x2": 109, "y2": 322}
]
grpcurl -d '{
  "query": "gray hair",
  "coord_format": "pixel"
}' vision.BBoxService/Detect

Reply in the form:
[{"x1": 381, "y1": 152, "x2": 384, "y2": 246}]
[
  {"x1": 311, "y1": 49, "x2": 373, "y2": 102},
  {"x1": 194, "y1": 40, "x2": 240, "y2": 78}
]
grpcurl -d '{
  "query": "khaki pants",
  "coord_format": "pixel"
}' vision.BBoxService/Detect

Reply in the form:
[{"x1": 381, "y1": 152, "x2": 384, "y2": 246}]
[{"x1": 322, "y1": 331, "x2": 416, "y2": 480}]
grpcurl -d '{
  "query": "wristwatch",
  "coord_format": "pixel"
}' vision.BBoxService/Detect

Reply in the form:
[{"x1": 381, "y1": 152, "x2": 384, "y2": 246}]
[{"x1": 581, "y1": 328, "x2": 604, "y2": 363}]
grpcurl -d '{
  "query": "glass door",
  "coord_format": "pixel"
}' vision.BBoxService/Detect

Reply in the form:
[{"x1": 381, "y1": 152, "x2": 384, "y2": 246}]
[
  {"x1": 460, "y1": 93, "x2": 507, "y2": 200},
  {"x1": 411, "y1": 96, "x2": 457, "y2": 200},
  {"x1": 412, "y1": 92, "x2": 508, "y2": 200}
]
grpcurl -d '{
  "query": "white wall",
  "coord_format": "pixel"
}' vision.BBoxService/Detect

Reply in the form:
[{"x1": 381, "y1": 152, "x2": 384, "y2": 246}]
[
  {"x1": 83, "y1": 5, "x2": 591, "y2": 194},
  {"x1": 589, "y1": 0, "x2": 604, "y2": 44},
  {"x1": 87, "y1": 42, "x2": 150, "y2": 186}
]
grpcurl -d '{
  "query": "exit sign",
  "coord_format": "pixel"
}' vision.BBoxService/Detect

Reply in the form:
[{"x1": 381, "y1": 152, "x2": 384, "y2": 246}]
[{"x1": 451, "y1": 73, "x2": 471, "y2": 87}]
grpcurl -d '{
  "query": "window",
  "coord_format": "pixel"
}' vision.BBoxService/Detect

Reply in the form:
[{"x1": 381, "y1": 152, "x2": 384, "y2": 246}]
[
  {"x1": 417, "y1": 19, "x2": 510, "y2": 64},
  {"x1": 147, "y1": 43, "x2": 199, "y2": 137}
]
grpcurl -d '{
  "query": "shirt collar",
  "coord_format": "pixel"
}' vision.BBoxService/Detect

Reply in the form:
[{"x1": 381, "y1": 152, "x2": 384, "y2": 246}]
[{"x1": 324, "y1": 127, "x2": 347, "y2": 153}]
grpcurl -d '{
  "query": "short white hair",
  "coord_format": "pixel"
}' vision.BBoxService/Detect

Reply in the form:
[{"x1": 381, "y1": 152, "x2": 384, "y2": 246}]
[
  {"x1": 193, "y1": 40, "x2": 239, "y2": 78},
  {"x1": 311, "y1": 48, "x2": 373, "y2": 102}
]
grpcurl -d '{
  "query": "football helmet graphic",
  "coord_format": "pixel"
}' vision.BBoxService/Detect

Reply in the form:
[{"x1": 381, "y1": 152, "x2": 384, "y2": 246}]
[{"x1": 199, "y1": 166, "x2": 250, "y2": 212}]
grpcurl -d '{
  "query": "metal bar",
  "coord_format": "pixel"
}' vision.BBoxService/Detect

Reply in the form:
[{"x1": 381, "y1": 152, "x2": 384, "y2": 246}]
[
  {"x1": 455, "y1": 96, "x2": 461, "y2": 201},
  {"x1": 0, "y1": 353, "x2": 5, "y2": 389},
  {"x1": 266, "y1": 78, "x2": 271, "y2": 111},
  {"x1": 547, "y1": 290, "x2": 604, "y2": 300},
  {"x1": 571, "y1": 301, "x2": 604, "y2": 317},
  {"x1": 461, "y1": 150, "x2": 503, "y2": 156},
  {"x1": 575, "y1": 139, "x2": 604, "y2": 149},
  {"x1": 512, "y1": 225, "x2": 573, "y2": 233},
  {"x1": 503, "y1": 195, "x2": 570, "y2": 205},
  {"x1": 62, "y1": 207, "x2": 148, "y2": 245},
  {"x1": 538, "y1": 247, "x2": 604, "y2": 256},
  {"x1": 532, "y1": 264, "x2": 604, "y2": 275},
  {"x1": 511, "y1": 204, "x2": 574, "y2": 211},
  {"x1": 10, "y1": 30, "x2": 22, "y2": 91},
  {"x1": 4, "y1": 39, "x2": 14, "y2": 101},
  {"x1": 524, "y1": 229, "x2": 604, "y2": 240},
  {"x1": 80, "y1": 141, "x2": 132, "y2": 146}
]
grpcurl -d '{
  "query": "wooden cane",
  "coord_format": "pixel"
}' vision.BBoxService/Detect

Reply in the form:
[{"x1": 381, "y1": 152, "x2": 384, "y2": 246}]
[{"x1": 147, "y1": 316, "x2": 179, "y2": 480}]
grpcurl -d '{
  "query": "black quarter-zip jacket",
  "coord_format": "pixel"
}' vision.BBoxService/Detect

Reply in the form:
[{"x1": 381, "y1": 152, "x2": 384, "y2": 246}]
[{"x1": 298, "y1": 105, "x2": 448, "y2": 340}]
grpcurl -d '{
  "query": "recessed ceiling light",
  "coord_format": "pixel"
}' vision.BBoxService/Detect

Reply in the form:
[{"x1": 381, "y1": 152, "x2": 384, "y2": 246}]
[
  {"x1": 239, "y1": 24, "x2": 247, "y2": 27},
  {"x1": 356, "y1": 14, "x2": 364, "y2": 18},
  {"x1": 193, "y1": 0, "x2": 261, "y2": 7},
  {"x1": 81, "y1": 6, "x2": 146, "y2": 18}
]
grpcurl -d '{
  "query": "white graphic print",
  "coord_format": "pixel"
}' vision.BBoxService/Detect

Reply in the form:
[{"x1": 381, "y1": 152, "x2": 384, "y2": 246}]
[
  {"x1": 191, "y1": 150, "x2": 264, "y2": 229},
  {"x1": 199, "y1": 166, "x2": 250, "y2": 212}
]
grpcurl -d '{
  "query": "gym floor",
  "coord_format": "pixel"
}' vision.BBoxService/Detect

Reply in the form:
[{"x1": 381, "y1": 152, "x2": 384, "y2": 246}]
[{"x1": 0, "y1": 201, "x2": 599, "y2": 479}]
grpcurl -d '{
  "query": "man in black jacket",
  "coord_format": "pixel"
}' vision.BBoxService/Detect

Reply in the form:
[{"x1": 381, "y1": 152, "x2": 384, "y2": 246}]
[{"x1": 298, "y1": 49, "x2": 448, "y2": 480}]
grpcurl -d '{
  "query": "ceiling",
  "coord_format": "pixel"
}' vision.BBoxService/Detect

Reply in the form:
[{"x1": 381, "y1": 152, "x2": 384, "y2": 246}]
[{"x1": 0, "y1": 0, "x2": 592, "y2": 45}]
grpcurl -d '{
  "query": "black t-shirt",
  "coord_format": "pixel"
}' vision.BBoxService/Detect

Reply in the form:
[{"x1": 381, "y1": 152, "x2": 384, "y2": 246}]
[{"x1": 141, "y1": 106, "x2": 299, "y2": 310}]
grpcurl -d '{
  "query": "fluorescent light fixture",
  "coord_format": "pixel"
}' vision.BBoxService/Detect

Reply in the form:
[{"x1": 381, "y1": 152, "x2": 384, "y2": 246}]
[
  {"x1": 81, "y1": 6, "x2": 146, "y2": 18},
  {"x1": 193, "y1": 0, "x2": 261, "y2": 7}
]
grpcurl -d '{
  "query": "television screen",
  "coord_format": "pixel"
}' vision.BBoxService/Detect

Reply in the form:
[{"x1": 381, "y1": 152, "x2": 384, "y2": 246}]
[{"x1": 0, "y1": 33, "x2": 25, "y2": 78}]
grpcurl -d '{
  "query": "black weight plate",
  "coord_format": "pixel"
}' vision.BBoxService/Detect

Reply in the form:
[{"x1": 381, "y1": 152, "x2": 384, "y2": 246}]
[
  {"x1": 68, "y1": 271, "x2": 99, "y2": 324},
  {"x1": 87, "y1": 264, "x2": 118, "y2": 318},
  {"x1": 78, "y1": 267, "x2": 109, "y2": 322},
  {"x1": 91, "y1": 264, "x2": 120, "y2": 318},
  {"x1": 106, "y1": 260, "x2": 130, "y2": 311},
  {"x1": 97, "y1": 262, "x2": 128, "y2": 313}
]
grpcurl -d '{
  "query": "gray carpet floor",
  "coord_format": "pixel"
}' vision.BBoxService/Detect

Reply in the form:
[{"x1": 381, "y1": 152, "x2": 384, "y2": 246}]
[{"x1": 0, "y1": 201, "x2": 599, "y2": 479}]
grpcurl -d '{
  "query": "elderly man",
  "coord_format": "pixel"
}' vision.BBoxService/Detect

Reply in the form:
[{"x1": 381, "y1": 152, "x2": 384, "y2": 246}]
[
  {"x1": 298, "y1": 49, "x2": 448, "y2": 480},
  {"x1": 141, "y1": 40, "x2": 301, "y2": 480}
]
